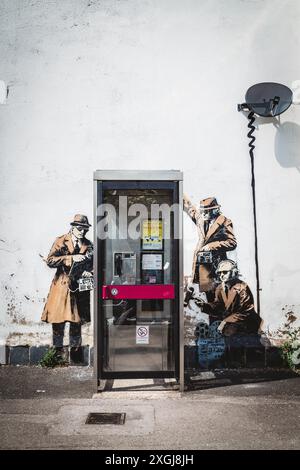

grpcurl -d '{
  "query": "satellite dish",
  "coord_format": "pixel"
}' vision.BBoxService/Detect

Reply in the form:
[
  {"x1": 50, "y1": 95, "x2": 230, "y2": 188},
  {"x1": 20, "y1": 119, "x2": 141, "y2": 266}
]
[{"x1": 245, "y1": 82, "x2": 293, "y2": 117}]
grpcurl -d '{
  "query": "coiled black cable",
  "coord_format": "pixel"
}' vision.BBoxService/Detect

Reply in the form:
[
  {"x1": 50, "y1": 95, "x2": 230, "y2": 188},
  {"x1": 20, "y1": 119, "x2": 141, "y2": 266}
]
[
  {"x1": 247, "y1": 111, "x2": 256, "y2": 156},
  {"x1": 247, "y1": 111, "x2": 260, "y2": 315}
]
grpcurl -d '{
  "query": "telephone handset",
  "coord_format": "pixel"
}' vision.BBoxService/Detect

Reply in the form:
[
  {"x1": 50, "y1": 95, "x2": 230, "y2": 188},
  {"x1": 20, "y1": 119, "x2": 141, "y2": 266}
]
[{"x1": 113, "y1": 252, "x2": 136, "y2": 284}]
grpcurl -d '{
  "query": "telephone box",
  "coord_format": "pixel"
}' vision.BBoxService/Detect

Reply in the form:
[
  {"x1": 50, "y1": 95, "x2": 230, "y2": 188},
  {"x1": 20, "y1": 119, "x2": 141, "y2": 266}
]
[{"x1": 93, "y1": 170, "x2": 184, "y2": 391}]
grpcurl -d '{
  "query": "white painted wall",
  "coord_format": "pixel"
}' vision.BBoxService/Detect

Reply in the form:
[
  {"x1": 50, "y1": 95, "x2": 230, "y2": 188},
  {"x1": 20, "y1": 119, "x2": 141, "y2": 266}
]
[{"x1": 0, "y1": 0, "x2": 300, "y2": 346}]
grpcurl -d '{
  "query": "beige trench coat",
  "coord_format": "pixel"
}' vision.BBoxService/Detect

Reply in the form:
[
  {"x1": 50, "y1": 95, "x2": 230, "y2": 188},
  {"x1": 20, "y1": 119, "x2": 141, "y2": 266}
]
[
  {"x1": 202, "y1": 280, "x2": 261, "y2": 334},
  {"x1": 41, "y1": 233, "x2": 92, "y2": 324},
  {"x1": 184, "y1": 197, "x2": 237, "y2": 292}
]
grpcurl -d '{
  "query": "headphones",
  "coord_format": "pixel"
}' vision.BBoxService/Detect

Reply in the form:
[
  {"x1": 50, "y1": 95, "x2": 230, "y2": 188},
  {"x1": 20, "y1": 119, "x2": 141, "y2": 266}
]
[{"x1": 216, "y1": 259, "x2": 239, "y2": 278}]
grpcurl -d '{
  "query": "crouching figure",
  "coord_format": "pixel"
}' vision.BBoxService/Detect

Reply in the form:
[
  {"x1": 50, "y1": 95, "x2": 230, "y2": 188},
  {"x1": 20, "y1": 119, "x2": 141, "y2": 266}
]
[{"x1": 197, "y1": 259, "x2": 261, "y2": 337}]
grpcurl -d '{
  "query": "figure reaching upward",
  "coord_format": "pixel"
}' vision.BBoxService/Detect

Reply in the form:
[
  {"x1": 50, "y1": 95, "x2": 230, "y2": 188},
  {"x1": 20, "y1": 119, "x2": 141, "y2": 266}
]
[{"x1": 184, "y1": 195, "x2": 237, "y2": 301}]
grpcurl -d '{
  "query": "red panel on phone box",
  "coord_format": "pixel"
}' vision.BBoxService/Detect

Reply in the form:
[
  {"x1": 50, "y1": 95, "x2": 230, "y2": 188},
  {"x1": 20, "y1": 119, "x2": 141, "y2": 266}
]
[{"x1": 102, "y1": 284, "x2": 175, "y2": 300}]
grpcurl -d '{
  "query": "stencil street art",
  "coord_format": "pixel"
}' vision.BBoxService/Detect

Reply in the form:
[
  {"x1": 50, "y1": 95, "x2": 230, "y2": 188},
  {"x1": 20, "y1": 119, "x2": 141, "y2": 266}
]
[
  {"x1": 41, "y1": 214, "x2": 93, "y2": 359},
  {"x1": 183, "y1": 195, "x2": 237, "y2": 301},
  {"x1": 183, "y1": 195, "x2": 262, "y2": 367}
]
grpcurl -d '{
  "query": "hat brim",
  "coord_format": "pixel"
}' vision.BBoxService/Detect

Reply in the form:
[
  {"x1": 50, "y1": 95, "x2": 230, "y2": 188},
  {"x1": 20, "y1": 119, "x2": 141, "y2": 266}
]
[
  {"x1": 199, "y1": 205, "x2": 220, "y2": 210},
  {"x1": 70, "y1": 222, "x2": 91, "y2": 228}
]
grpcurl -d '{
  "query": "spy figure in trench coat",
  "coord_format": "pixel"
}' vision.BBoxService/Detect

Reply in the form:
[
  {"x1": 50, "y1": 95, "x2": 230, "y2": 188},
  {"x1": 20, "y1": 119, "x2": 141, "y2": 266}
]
[
  {"x1": 183, "y1": 195, "x2": 237, "y2": 301},
  {"x1": 198, "y1": 259, "x2": 261, "y2": 336},
  {"x1": 41, "y1": 214, "x2": 93, "y2": 357}
]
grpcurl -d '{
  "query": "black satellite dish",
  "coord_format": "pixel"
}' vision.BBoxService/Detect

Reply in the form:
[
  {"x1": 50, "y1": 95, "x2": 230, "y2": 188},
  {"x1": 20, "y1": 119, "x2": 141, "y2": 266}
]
[{"x1": 239, "y1": 82, "x2": 293, "y2": 117}]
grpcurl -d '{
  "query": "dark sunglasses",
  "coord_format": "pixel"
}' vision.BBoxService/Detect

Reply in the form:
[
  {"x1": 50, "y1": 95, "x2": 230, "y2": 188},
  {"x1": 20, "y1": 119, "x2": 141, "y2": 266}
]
[
  {"x1": 218, "y1": 270, "x2": 230, "y2": 274},
  {"x1": 74, "y1": 226, "x2": 88, "y2": 232}
]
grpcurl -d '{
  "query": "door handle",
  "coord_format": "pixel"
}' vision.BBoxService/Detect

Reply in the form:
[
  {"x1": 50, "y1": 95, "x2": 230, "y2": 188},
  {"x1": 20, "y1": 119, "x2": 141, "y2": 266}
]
[{"x1": 102, "y1": 284, "x2": 175, "y2": 299}]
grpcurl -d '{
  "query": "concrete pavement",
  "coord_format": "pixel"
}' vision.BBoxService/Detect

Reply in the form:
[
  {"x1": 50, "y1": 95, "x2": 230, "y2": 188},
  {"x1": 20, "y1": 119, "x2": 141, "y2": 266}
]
[{"x1": 0, "y1": 366, "x2": 299, "y2": 450}]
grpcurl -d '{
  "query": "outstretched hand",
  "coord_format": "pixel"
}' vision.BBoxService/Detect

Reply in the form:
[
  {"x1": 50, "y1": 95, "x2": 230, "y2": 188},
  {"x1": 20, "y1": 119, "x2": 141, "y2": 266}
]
[
  {"x1": 82, "y1": 271, "x2": 93, "y2": 278},
  {"x1": 225, "y1": 314, "x2": 242, "y2": 323},
  {"x1": 194, "y1": 298, "x2": 205, "y2": 308},
  {"x1": 73, "y1": 254, "x2": 86, "y2": 263},
  {"x1": 201, "y1": 246, "x2": 211, "y2": 252}
]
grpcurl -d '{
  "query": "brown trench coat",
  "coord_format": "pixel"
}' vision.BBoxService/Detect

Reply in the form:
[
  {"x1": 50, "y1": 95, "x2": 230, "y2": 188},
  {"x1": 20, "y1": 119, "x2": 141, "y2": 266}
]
[
  {"x1": 184, "y1": 198, "x2": 237, "y2": 292},
  {"x1": 41, "y1": 233, "x2": 92, "y2": 324},
  {"x1": 202, "y1": 280, "x2": 261, "y2": 334}
]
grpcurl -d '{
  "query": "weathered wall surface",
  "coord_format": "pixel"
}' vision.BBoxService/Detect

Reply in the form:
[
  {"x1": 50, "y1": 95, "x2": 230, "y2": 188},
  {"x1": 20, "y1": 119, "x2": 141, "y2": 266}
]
[{"x1": 0, "y1": 0, "x2": 300, "y2": 349}]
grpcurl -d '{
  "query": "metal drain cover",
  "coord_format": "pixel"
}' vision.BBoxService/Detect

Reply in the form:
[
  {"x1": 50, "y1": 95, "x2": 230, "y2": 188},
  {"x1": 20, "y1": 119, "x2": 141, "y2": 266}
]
[{"x1": 85, "y1": 412, "x2": 126, "y2": 425}]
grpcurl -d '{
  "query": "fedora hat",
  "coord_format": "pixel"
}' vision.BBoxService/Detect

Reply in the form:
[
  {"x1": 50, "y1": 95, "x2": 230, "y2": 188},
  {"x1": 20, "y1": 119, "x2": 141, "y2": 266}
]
[
  {"x1": 70, "y1": 214, "x2": 91, "y2": 228},
  {"x1": 199, "y1": 197, "x2": 220, "y2": 210}
]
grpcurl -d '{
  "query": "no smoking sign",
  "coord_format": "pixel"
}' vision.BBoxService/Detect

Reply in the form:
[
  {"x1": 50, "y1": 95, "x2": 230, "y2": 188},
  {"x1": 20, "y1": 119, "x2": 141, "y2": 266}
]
[{"x1": 136, "y1": 325, "x2": 149, "y2": 344}]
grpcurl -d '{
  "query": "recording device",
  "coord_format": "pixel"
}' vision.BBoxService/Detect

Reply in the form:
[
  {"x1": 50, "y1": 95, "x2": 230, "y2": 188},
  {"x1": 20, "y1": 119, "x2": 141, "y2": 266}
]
[
  {"x1": 77, "y1": 246, "x2": 94, "y2": 291},
  {"x1": 78, "y1": 276, "x2": 94, "y2": 292},
  {"x1": 197, "y1": 251, "x2": 213, "y2": 264},
  {"x1": 69, "y1": 246, "x2": 94, "y2": 291}
]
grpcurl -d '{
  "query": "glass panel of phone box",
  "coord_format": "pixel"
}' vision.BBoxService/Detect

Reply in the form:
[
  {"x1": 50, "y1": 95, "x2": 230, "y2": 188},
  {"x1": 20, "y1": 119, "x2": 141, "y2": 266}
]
[{"x1": 102, "y1": 189, "x2": 175, "y2": 372}]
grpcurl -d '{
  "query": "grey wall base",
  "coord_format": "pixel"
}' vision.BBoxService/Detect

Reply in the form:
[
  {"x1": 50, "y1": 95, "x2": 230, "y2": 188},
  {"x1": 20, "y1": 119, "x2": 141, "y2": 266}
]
[
  {"x1": 2, "y1": 344, "x2": 284, "y2": 369},
  {"x1": 1, "y1": 346, "x2": 94, "y2": 366},
  {"x1": 184, "y1": 344, "x2": 284, "y2": 370}
]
